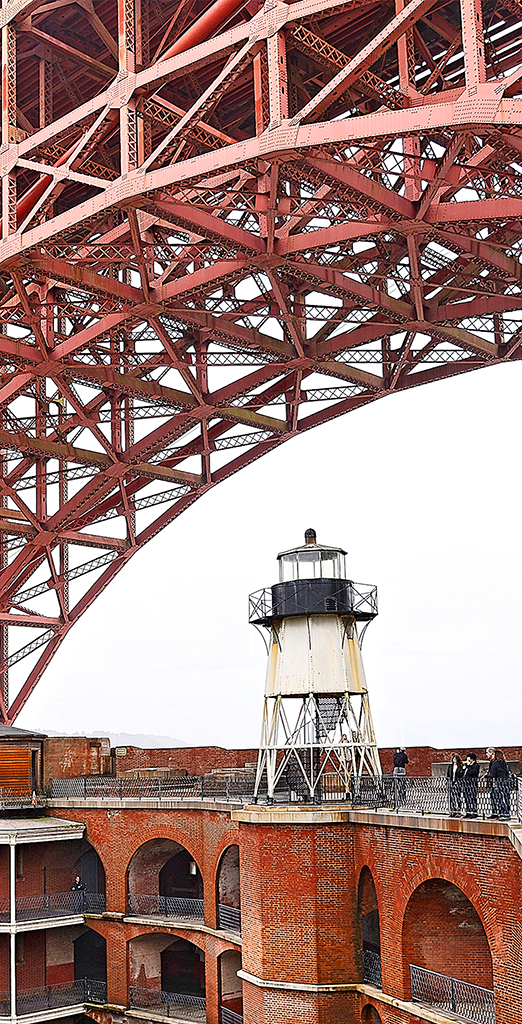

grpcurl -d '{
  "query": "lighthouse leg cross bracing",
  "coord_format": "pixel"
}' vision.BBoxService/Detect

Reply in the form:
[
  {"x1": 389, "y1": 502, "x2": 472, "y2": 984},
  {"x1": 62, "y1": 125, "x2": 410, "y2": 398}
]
[
  {"x1": 254, "y1": 689, "x2": 382, "y2": 803},
  {"x1": 1, "y1": 0, "x2": 522, "y2": 721}
]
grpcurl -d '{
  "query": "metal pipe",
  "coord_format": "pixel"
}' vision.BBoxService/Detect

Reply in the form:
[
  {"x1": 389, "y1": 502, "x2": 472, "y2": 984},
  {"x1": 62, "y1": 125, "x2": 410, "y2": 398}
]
[{"x1": 160, "y1": 0, "x2": 247, "y2": 60}]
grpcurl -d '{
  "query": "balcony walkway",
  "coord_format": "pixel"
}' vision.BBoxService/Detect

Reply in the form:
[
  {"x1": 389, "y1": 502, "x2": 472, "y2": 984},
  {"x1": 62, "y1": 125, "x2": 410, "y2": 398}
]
[{"x1": 0, "y1": 979, "x2": 106, "y2": 1022}]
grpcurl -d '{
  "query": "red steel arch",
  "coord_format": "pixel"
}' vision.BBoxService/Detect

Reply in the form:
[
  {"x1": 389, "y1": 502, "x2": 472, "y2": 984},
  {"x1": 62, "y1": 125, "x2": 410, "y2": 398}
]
[{"x1": 0, "y1": 0, "x2": 521, "y2": 721}]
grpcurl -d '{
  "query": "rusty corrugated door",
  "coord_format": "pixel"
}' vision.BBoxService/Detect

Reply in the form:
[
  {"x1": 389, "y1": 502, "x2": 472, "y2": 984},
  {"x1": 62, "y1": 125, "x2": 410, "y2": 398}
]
[{"x1": 0, "y1": 749, "x2": 31, "y2": 791}]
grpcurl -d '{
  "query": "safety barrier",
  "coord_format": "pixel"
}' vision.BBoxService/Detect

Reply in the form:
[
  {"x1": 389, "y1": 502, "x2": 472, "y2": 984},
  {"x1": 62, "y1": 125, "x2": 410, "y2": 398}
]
[
  {"x1": 49, "y1": 773, "x2": 522, "y2": 822},
  {"x1": 130, "y1": 986, "x2": 206, "y2": 1022},
  {"x1": 0, "y1": 979, "x2": 107, "y2": 1016},
  {"x1": 128, "y1": 893, "x2": 204, "y2": 920},
  {"x1": 218, "y1": 904, "x2": 241, "y2": 933},
  {"x1": 410, "y1": 964, "x2": 495, "y2": 1023}
]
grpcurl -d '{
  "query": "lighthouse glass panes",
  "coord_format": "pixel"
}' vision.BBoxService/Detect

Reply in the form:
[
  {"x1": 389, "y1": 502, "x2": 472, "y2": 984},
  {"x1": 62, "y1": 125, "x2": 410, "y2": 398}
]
[{"x1": 278, "y1": 546, "x2": 346, "y2": 582}]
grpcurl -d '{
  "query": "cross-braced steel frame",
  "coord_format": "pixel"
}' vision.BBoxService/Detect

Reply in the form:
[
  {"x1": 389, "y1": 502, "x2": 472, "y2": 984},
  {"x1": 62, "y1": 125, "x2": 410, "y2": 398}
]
[
  {"x1": 254, "y1": 690, "x2": 382, "y2": 801},
  {"x1": 0, "y1": 0, "x2": 522, "y2": 722}
]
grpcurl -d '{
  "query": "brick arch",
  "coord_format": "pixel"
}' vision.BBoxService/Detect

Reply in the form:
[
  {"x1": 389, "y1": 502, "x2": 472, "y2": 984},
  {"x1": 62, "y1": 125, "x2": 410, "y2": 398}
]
[
  {"x1": 125, "y1": 837, "x2": 204, "y2": 907},
  {"x1": 357, "y1": 866, "x2": 381, "y2": 986},
  {"x1": 210, "y1": 832, "x2": 242, "y2": 880},
  {"x1": 394, "y1": 860, "x2": 501, "y2": 960},
  {"x1": 361, "y1": 1005, "x2": 382, "y2": 1024},
  {"x1": 123, "y1": 831, "x2": 203, "y2": 881},
  {"x1": 357, "y1": 866, "x2": 380, "y2": 921},
  {"x1": 127, "y1": 928, "x2": 207, "y2": 955},
  {"x1": 79, "y1": 834, "x2": 108, "y2": 878},
  {"x1": 401, "y1": 877, "x2": 493, "y2": 999}
]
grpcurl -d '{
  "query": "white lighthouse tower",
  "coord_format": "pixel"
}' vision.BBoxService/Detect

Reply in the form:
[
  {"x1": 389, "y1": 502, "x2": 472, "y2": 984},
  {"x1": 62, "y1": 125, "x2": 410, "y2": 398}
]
[{"x1": 250, "y1": 529, "x2": 381, "y2": 803}]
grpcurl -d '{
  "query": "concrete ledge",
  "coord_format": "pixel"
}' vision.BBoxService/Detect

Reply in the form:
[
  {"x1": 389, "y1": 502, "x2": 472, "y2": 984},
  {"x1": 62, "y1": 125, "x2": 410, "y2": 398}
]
[
  {"x1": 239, "y1": 974, "x2": 480, "y2": 1023},
  {"x1": 232, "y1": 805, "x2": 519, "y2": 838},
  {"x1": 47, "y1": 799, "x2": 239, "y2": 813}
]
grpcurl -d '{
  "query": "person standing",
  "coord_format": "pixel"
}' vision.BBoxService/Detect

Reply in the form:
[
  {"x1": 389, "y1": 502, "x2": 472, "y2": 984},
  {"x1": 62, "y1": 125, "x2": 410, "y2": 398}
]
[
  {"x1": 71, "y1": 874, "x2": 86, "y2": 913},
  {"x1": 447, "y1": 754, "x2": 464, "y2": 815},
  {"x1": 393, "y1": 747, "x2": 409, "y2": 807},
  {"x1": 486, "y1": 748, "x2": 511, "y2": 820},
  {"x1": 462, "y1": 753, "x2": 479, "y2": 818}
]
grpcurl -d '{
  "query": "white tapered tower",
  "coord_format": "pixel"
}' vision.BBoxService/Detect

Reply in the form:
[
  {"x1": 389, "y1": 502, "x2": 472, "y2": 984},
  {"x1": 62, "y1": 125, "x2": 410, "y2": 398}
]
[{"x1": 250, "y1": 530, "x2": 381, "y2": 803}]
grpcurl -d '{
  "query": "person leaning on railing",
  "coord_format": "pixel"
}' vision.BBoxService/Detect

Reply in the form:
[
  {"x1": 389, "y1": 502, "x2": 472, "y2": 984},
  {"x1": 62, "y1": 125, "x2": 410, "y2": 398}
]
[
  {"x1": 462, "y1": 753, "x2": 479, "y2": 818},
  {"x1": 485, "y1": 748, "x2": 511, "y2": 821}
]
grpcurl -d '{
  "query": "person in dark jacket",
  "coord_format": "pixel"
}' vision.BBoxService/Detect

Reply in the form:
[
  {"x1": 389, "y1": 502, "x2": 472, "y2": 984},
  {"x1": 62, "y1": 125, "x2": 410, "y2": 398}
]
[
  {"x1": 393, "y1": 748, "x2": 409, "y2": 807},
  {"x1": 446, "y1": 754, "x2": 464, "y2": 815},
  {"x1": 462, "y1": 753, "x2": 479, "y2": 818},
  {"x1": 71, "y1": 875, "x2": 86, "y2": 912},
  {"x1": 486, "y1": 748, "x2": 510, "y2": 820}
]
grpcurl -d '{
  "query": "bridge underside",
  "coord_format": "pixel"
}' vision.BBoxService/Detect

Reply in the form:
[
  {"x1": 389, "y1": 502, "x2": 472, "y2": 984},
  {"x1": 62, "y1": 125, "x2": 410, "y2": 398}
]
[{"x1": 0, "y1": 0, "x2": 520, "y2": 721}]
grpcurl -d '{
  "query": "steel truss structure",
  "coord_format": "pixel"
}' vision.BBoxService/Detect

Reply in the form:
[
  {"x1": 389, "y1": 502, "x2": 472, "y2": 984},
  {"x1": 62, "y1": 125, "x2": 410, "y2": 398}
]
[
  {"x1": 0, "y1": 0, "x2": 522, "y2": 721},
  {"x1": 254, "y1": 690, "x2": 382, "y2": 802}
]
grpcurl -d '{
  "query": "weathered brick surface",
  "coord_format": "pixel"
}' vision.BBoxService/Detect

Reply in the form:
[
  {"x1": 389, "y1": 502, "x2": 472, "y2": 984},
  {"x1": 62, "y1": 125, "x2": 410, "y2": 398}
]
[
  {"x1": 43, "y1": 737, "x2": 112, "y2": 785},
  {"x1": 113, "y1": 746, "x2": 258, "y2": 776}
]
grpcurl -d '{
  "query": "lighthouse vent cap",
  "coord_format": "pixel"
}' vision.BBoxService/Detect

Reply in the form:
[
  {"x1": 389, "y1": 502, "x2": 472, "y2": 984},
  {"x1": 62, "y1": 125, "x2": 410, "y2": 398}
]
[{"x1": 305, "y1": 528, "x2": 316, "y2": 545}]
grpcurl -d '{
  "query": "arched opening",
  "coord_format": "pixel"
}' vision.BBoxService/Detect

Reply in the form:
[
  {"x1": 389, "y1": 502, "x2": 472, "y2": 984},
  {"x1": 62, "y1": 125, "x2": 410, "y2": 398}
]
[
  {"x1": 402, "y1": 879, "x2": 493, "y2": 1015},
  {"x1": 73, "y1": 928, "x2": 107, "y2": 1003},
  {"x1": 129, "y1": 934, "x2": 206, "y2": 1020},
  {"x1": 74, "y1": 929, "x2": 107, "y2": 983},
  {"x1": 217, "y1": 846, "x2": 241, "y2": 933},
  {"x1": 358, "y1": 868, "x2": 381, "y2": 988},
  {"x1": 161, "y1": 939, "x2": 205, "y2": 995},
  {"x1": 73, "y1": 843, "x2": 106, "y2": 913},
  {"x1": 362, "y1": 1006, "x2": 382, "y2": 1024},
  {"x1": 219, "y1": 950, "x2": 243, "y2": 1021},
  {"x1": 127, "y1": 839, "x2": 203, "y2": 921}
]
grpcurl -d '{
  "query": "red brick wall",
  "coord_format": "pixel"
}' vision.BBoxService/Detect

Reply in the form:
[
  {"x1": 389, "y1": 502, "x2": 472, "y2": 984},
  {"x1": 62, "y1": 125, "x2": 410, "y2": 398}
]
[
  {"x1": 239, "y1": 821, "x2": 358, "y2": 988},
  {"x1": 402, "y1": 878, "x2": 493, "y2": 992},
  {"x1": 43, "y1": 737, "x2": 112, "y2": 785},
  {"x1": 113, "y1": 747, "x2": 258, "y2": 777},
  {"x1": 49, "y1": 806, "x2": 243, "y2": 1023}
]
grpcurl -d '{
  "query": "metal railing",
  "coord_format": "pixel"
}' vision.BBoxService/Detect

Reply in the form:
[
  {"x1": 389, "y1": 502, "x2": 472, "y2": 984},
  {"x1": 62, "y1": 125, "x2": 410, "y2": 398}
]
[
  {"x1": 248, "y1": 580, "x2": 377, "y2": 624},
  {"x1": 0, "y1": 789, "x2": 46, "y2": 810},
  {"x1": 0, "y1": 979, "x2": 107, "y2": 1016},
  {"x1": 218, "y1": 904, "x2": 241, "y2": 933},
  {"x1": 50, "y1": 774, "x2": 255, "y2": 802},
  {"x1": 0, "y1": 891, "x2": 106, "y2": 924},
  {"x1": 381, "y1": 774, "x2": 519, "y2": 820},
  {"x1": 49, "y1": 772, "x2": 522, "y2": 821},
  {"x1": 128, "y1": 893, "x2": 204, "y2": 920},
  {"x1": 362, "y1": 949, "x2": 382, "y2": 988},
  {"x1": 130, "y1": 986, "x2": 206, "y2": 1022},
  {"x1": 221, "y1": 1008, "x2": 243, "y2": 1024},
  {"x1": 410, "y1": 965, "x2": 495, "y2": 1024}
]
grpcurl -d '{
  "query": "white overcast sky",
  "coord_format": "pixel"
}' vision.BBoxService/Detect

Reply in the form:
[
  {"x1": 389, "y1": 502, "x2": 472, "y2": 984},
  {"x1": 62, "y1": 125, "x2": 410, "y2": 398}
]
[{"x1": 18, "y1": 360, "x2": 522, "y2": 752}]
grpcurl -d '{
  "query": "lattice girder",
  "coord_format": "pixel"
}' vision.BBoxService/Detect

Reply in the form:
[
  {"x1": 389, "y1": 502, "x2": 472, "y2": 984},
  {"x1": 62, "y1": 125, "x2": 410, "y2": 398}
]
[{"x1": 0, "y1": 0, "x2": 521, "y2": 720}]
